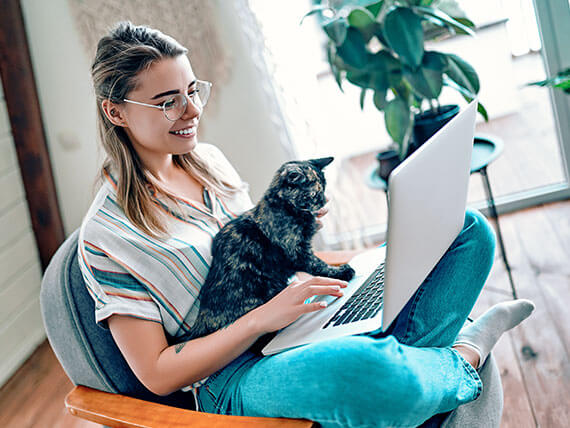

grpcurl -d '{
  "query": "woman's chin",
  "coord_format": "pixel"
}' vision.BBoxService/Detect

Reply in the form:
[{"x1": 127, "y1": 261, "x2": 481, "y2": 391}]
[{"x1": 171, "y1": 137, "x2": 198, "y2": 154}]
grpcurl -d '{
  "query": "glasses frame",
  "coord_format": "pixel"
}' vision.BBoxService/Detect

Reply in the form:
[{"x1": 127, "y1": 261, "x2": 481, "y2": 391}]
[{"x1": 122, "y1": 80, "x2": 212, "y2": 122}]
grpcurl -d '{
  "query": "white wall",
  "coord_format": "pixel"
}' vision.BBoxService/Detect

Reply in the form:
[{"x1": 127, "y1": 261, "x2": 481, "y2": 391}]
[
  {"x1": 0, "y1": 82, "x2": 46, "y2": 387},
  {"x1": 200, "y1": 1, "x2": 291, "y2": 200}
]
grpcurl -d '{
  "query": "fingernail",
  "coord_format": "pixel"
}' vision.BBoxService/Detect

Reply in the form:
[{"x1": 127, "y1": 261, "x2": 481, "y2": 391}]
[{"x1": 320, "y1": 302, "x2": 328, "y2": 307}]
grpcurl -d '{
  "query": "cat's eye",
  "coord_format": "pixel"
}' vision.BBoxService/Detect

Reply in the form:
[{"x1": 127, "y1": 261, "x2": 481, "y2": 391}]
[{"x1": 288, "y1": 171, "x2": 305, "y2": 184}]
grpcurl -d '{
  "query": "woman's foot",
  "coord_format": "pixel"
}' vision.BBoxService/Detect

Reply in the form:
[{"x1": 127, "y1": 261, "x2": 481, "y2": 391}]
[
  {"x1": 453, "y1": 299, "x2": 535, "y2": 369},
  {"x1": 453, "y1": 344, "x2": 481, "y2": 369}
]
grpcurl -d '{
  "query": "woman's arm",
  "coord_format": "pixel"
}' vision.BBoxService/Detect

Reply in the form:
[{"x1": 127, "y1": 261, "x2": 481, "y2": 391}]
[
  {"x1": 108, "y1": 311, "x2": 263, "y2": 396},
  {"x1": 108, "y1": 275, "x2": 348, "y2": 396}
]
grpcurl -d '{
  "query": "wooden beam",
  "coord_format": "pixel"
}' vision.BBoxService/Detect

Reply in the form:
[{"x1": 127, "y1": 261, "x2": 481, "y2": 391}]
[{"x1": 0, "y1": 0, "x2": 65, "y2": 270}]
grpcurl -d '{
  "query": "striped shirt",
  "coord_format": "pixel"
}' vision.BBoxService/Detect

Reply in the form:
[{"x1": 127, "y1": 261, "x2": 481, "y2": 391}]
[{"x1": 77, "y1": 143, "x2": 254, "y2": 391}]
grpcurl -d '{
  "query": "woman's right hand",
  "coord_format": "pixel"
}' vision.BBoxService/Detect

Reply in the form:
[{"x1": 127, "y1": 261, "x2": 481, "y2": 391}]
[{"x1": 251, "y1": 276, "x2": 349, "y2": 335}]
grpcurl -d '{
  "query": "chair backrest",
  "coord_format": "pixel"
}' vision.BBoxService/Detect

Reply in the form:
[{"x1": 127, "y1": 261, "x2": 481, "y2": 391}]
[{"x1": 40, "y1": 229, "x2": 194, "y2": 409}]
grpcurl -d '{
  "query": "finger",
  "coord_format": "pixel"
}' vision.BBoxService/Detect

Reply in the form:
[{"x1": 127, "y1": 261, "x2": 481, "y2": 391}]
[
  {"x1": 305, "y1": 285, "x2": 344, "y2": 298},
  {"x1": 287, "y1": 280, "x2": 303, "y2": 289},
  {"x1": 304, "y1": 276, "x2": 349, "y2": 287},
  {"x1": 316, "y1": 220, "x2": 323, "y2": 231},
  {"x1": 315, "y1": 207, "x2": 329, "y2": 218},
  {"x1": 303, "y1": 300, "x2": 330, "y2": 313}
]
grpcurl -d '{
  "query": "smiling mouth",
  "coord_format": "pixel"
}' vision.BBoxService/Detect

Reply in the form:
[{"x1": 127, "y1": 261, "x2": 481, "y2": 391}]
[{"x1": 170, "y1": 126, "x2": 197, "y2": 137}]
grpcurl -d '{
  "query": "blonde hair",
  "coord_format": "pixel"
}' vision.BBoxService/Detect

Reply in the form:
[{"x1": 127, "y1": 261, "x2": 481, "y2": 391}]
[{"x1": 91, "y1": 21, "x2": 239, "y2": 238}]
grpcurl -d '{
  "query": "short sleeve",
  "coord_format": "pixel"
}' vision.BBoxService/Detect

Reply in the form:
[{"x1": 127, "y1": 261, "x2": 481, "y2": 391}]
[{"x1": 78, "y1": 237, "x2": 162, "y2": 329}]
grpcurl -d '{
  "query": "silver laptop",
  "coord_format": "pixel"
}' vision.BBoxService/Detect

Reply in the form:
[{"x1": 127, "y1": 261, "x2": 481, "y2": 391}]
[{"x1": 261, "y1": 100, "x2": 478, "y2": 356}]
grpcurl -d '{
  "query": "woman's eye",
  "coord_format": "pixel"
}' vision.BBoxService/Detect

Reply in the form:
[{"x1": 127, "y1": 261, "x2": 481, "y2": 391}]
[{"x1": 163, "y1": 99, "x2": 176, "y2": 109}]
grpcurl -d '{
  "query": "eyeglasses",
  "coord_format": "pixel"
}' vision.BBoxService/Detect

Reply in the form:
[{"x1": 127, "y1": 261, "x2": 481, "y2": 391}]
[{"x1": 123, "y1": 80, "x2": 212, "y2": 121}]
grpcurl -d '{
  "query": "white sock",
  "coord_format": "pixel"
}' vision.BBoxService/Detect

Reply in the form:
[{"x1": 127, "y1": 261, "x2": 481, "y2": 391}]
[{"x1": 454, "y1": 299, "x2": 535, "y2": 369}]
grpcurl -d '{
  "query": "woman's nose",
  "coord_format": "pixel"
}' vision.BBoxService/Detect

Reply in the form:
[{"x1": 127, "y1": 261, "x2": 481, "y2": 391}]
[{"x1": 180, "y1": 94, "x2": 201, "y2": 119}]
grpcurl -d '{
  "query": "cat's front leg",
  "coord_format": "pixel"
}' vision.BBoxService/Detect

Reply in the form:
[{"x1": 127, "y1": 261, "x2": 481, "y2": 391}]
[{"x1": 302, "y1": 254, "x2": 355, "y2": 282}]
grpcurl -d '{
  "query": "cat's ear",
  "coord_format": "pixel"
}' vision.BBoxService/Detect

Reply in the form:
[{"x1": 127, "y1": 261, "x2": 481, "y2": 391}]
[{"x1": 309, "y1": 157, "x2": 334, "y2": 170}]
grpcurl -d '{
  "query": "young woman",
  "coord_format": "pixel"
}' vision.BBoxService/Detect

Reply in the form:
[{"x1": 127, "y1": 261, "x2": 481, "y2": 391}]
[{"x1": 79, "y1": 21, "x2": 534, "y2": 427}]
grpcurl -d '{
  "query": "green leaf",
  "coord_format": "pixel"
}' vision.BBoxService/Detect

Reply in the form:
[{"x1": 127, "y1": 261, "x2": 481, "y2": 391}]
[
  {"x1": 365, "y1": 0, "x2": 384, "y2": 17},
  {"x1": 368, "y1": 50, "x2": 401, "y2": 71},
  {"x1": 423, "y1": 50, "x2": 448, "y2": 70},
  {"x1": 348, "y1": 7, "x2": 379, "y2": 41},
  {"x1": 373, "y1": 89, "x2": 388, "y2": 110},
  {"x1": 348, "y1": 7, "x2": 375, "y2": 28},
  {"x1": 300, "y1": 5, "x2": 335, "y2": 25},
  {"x1": 327, "y1": 43, "x2": 344, "y2": 92},
  {"x1": 413, "y1": 6, "x2": 475, "y2": 36},
  {"x1": 382, "y1": 7, "x2": 424, "y2": 68},
  {"x1": 443, "y1": 77, "x2": 488, "y2": 121},
  {"x1": 360, "y1": 88, "x2": 367, "y2": 110},
  {"x1": 527, "y1": 68, "x2": 570, "y2": 93},
  {"x1": 365, "y1": 50, "x2": 402, "y2": 92},
  {"x1": 323, "y1": 17, "x2": 348, "y2": 45},
  {"x1": 403, "y1": 52, "x2": 446, "y2": 99},
  {"x1": 443, "y1": 75, "x2": 474, "y2": 98},
  {"x1": 454, "y1": 17, "x2": 475, "y2": 29},
  {"x1": 371, "y1": 70, "x2": 390, "y2": 91},
  {"x1": 477, "y1": 102, "x2": 489, "y2": 122},
  {"x1": 384, "y1": 97, "x2": 411, "y2": 145},
  {"x1": 445, "y1": 53, "x2": 480, "y2": 94},
  {"x1": 346, "y1": 70, "x2": 373, "y2": 88},
  {"x1": 336, "y1": 27, "x2": 369, "y2": 68}
]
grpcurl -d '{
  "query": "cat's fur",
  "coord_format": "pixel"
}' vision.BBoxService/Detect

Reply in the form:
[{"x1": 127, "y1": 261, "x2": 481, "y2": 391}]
[{"x1": 185, "y1": 157, "x2": 355, "y2": 341}]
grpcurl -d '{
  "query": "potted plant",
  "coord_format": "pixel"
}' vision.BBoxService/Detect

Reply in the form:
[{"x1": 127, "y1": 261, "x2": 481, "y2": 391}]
[{"x1": 303, "y1": 0, "x2": 489, "y2": 181}]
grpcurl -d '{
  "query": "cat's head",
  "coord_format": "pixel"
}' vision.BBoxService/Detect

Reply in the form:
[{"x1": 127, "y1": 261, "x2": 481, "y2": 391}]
[{"x1": 269, "y1": 157, "x2": 334, "y2": 213}]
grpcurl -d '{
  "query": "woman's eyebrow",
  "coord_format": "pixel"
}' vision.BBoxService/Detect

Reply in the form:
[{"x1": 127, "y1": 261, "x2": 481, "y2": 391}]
[{"x1": 151, "y1": 80, "x2": 197, "y2": 100}]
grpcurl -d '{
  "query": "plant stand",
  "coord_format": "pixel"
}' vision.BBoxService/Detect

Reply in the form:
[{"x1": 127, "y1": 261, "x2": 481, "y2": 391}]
[{"x1": 470, "y1": 135, "x2": 517, "y2": 299}]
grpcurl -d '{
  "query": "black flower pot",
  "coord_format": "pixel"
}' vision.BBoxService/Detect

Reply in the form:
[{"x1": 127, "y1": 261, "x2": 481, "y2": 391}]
[
  {"x1": 407, "y1": 104, "x2": 460, "y2": 156},
  {"x1": 375, "y1": 149, "x2": 401, "y2": 182}
]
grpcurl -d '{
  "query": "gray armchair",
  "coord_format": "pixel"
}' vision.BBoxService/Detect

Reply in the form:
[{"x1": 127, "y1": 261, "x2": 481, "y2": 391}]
[{"x1": 40, "y1": 229, "x2": 503, "y2": 427}]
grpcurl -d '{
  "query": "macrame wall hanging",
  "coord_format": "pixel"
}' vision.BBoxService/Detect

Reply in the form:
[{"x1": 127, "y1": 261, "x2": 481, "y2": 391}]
[{"x1": 68, "y1": 0, "x2": 231, "y2": 114}]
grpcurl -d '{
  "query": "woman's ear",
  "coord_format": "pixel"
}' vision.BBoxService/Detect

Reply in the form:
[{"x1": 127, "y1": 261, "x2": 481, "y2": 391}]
[{"x1": 101, "y1": 99, "x2": 127, "y2": 127}]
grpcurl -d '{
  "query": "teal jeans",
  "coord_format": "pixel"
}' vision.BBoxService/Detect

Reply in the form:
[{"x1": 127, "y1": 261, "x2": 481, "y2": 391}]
[{"x1": 196, "y1": 209, "x2": 496, "y2": 427}]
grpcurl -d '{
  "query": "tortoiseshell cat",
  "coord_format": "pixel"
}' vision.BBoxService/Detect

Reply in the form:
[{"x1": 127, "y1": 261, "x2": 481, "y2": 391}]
[{"x1": 185, "y1": 157, "x2": 355, "y2": 343}]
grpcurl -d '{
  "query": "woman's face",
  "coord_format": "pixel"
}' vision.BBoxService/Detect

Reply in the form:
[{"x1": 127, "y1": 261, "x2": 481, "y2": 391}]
[{"x1": 111, "y1": 55, "x2": 202, "y2": 166}]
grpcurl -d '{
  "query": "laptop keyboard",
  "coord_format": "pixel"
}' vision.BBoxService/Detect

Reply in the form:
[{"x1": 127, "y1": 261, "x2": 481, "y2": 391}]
[{"x1": 322, "y1": 263, "x2": 385, "y2": 329}]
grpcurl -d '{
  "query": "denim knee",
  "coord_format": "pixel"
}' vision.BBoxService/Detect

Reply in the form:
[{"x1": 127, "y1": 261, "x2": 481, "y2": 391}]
[
  {"x1": 315, "y1": 336, "x2": 428, "y2": 424},
  {"x1": 463, "y1": 208, "x2": 496, "y2": 268}
]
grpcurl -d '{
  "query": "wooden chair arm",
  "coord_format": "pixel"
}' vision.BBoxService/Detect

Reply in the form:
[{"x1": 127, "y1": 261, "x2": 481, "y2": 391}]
[{"x1": 65, "y1": 386, "x2": 317, "y2": 427}]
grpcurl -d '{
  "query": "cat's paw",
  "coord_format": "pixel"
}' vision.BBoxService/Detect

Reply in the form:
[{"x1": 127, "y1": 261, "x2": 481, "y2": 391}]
[{"x1": 335, "y1": 264, "x2": 355, "y2": 281}]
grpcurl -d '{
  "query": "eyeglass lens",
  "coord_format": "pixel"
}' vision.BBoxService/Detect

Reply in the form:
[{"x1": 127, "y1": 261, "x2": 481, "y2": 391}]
[{"x1": 163, "y1": 81, "x2": 211, "y2": 121}]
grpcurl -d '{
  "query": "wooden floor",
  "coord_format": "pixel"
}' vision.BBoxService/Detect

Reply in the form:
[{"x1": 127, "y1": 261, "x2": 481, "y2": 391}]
[{"x1": 0, "y1": 200, "x2": 569, "y2": 427}]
